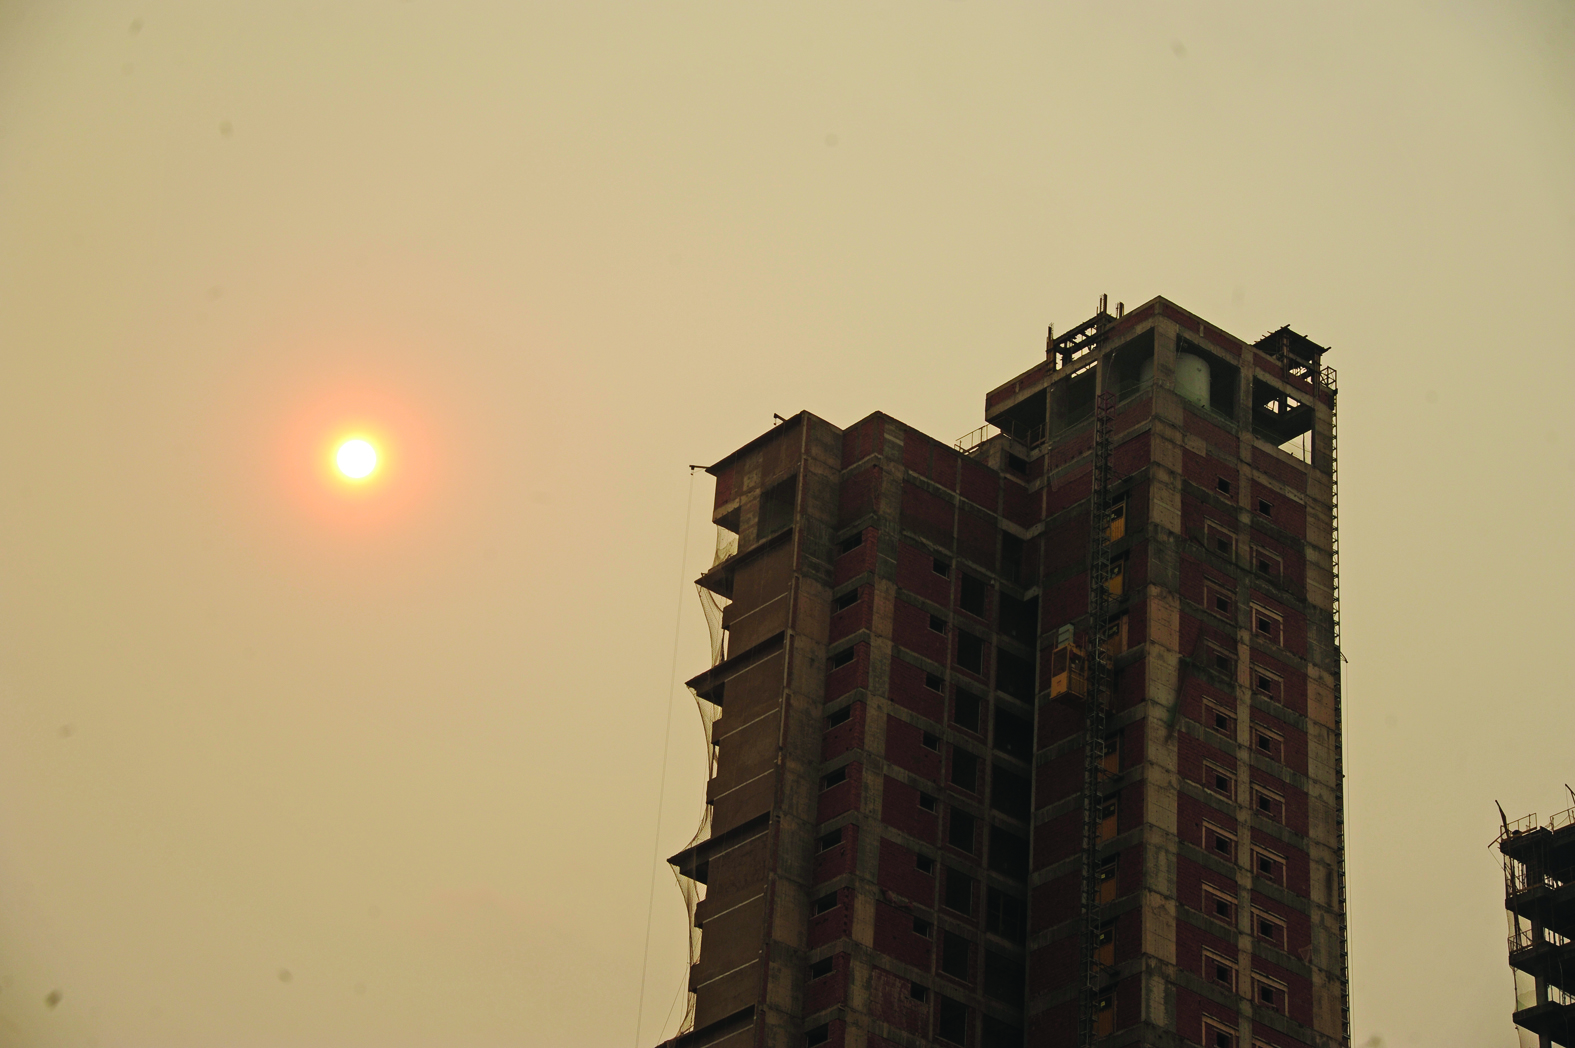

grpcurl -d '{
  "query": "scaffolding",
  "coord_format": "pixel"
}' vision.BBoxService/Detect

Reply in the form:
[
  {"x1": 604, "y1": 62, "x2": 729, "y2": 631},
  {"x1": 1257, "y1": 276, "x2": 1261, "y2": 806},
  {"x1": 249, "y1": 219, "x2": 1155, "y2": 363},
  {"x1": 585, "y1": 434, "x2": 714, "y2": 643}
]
[
  {"x1": 1075, "y1": 391, "x2": 1120, "y2": 1048},
  {"x1": 1496, "y1": 804, "x2": 1575, "y2": 1048}
]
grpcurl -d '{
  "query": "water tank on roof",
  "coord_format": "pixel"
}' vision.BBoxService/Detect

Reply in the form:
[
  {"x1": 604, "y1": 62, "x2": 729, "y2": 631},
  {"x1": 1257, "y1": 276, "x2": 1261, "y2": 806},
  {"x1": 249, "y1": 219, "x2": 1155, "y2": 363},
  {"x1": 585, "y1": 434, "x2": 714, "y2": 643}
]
[{"x1": 1176, "y1": 353, "x2": 1210, "y2": 408}]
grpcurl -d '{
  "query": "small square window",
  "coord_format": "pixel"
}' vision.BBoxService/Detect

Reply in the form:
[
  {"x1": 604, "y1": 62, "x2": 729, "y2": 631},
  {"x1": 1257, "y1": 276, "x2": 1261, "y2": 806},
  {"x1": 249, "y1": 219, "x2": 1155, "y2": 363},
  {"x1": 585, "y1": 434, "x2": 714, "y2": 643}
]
[
  {"x1": 1257, "y1": 498, "x2": 1273, "y2": 516},
  {"x1": 1204, "y1": 951, "x2": 1237, "y2": 991},
  {"x1": 818, "y1": 831, "x2": 841, "y2": 852},
  {"x1": 1254, "y1": 671, "x2": 1280, "y2": 699},
  {"x1": 1206, "y1": 521, "x2": 1236, "y2": 557},
  {"x1": 916, "y1": 854, "x2": 935, "y2": 875},
  {"x1": 838, "y1": 534, "x2": 863, "y2": 556},
  {"x1": 913, "y1": 916, "x2": 932, "y2": 937},
  {"x1": 925, "y1": 672, "x2": 944, "y2": 692},
  {"x1": 919, "y1": 792, "x2": 938, "y2": 812},
  {"x1": 1255, "y1": 978, "x2": 1285, "y2": 1011},
  {"x1": 830, "y1": 648, "x2": 855, "y2": 670},
  {"x1": 1215, "y1": 594, "x2": 1232, "y2": 615},
  {"x1": 1253, "y1": 547, "x2": 1282, "y2": 576},
  {"x1": 1206, "y1": 764, "x2": 1236, "y2": 800},
  {"x1": 1253, "y1": 787, "x2": 1284, "y2": 822},
  {"x1": 933, "y1": 556, "x2": 952, "y2": 577},
  {"x1": 909, "y1": 982, "x2": 929, "y2": 1002},
  {"x1": 1217, "y1": 478, "x2": 1233, "y2": 495},
  {"x1": 1254, "y1": 910, "x2": 1286, "y2": 946},
  {"x1": 821, "y1": 767, "x2": 846, "y2": 789},
  {"x1": 833, "y1": 590, "x2": 859, "y2": 612},
  {"x1": 1254, "y1": 849, "x2": 1284, "y2": 884},
  {"x1": 1209, "y1": 645, "x2": 1235, "y2": 675},
  {"x1": 929, "y1": 614, "x2": 947, "y2": 634},
  {"x1": 809, "y1": 958, "x2": 834, "y2": 980},
  {"x1": 1203, "y1": 884, "x2": 1235, "y2": 923},
  {"x1": 922, "y1": 732, "x2": 941, "y2": 751},
  {"x1": 1204, "y1": 1019, "x2": 1236, "y2": 1048},
  {"x1": 1254, "y1": 728, "x2": 1283, "y2": 761},
  {"x1": 807, "y1": 1024, "x2": 830, "y2": 1046},
  {"x1": 825, "y1": 705, "x2": 852, "y2": 728},
  {"x1": 813, "y1": 893, "x2": 839, "y2": 915},
  {"x1": 1206, "y1": 703, "x2": 1235, "y2": 738},
  {"x1": 1205, "y1": 824, "x2": 1236, "y2": 860}
]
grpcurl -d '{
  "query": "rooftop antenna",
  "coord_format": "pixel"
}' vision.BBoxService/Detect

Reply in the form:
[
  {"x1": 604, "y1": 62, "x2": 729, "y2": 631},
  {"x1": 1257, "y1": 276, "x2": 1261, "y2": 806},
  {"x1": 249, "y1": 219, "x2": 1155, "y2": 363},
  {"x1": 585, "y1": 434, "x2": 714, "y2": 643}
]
[
  {"x1": 1116, "y1": 301, "x2": 1125, "y2": 318},
  {"x1": 1496, "y1": 800, "x2": 1511, "y2": 838},
  {"x1": 1099, "y1": 293, "x2": 1108, "y2": 315}
]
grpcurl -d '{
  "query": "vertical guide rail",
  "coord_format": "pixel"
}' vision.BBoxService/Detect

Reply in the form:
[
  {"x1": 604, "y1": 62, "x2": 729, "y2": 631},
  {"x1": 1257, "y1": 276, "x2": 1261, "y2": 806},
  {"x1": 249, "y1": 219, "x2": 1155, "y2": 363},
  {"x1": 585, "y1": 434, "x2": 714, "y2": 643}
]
[
  {"x1": 1322, "y1": 365, "x2": 1351, "y2": 1046},
  {"x1": 1077, "y1": 391, "x2": 1119, "y2": 1048}
]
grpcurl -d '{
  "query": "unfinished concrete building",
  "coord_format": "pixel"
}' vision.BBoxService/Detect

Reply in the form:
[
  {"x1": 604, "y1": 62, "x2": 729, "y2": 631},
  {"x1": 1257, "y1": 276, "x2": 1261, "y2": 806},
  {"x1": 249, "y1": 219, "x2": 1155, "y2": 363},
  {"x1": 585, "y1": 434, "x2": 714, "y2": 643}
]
[
  {"x1": 1497, "y1": 802, "x2": 1575, "y2": 1047},
  {"x1": 663, "y1": 296, "x2": 1348, "y2": 1048}
]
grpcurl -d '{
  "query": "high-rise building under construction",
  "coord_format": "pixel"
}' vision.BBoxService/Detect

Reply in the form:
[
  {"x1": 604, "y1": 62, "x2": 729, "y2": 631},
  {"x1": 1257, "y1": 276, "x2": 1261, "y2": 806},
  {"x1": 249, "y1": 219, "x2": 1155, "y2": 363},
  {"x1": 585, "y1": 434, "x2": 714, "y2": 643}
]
[{"x1": 662, "y1": 296, "x2": 1348, "y2": 1048}]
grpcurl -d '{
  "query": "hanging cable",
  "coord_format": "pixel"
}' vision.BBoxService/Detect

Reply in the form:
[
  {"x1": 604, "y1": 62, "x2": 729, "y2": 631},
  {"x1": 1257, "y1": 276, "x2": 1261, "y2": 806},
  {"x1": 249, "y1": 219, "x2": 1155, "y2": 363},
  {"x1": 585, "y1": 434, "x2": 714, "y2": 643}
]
[{"x1": 634, "y1": 467, "x2": 699, "y2": 1048}]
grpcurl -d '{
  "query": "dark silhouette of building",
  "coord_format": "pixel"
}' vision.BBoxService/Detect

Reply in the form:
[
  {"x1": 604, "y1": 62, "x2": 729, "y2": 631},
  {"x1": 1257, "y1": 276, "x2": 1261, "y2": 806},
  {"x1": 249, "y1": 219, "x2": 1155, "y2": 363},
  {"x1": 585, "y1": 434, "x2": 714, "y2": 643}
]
[
  {"x1": 663, "y1": 296, "x2": 1348, "y2": 1048},
  {"x1": 1497, "y1": 800, "x2": 1575, "y2": 1048}
]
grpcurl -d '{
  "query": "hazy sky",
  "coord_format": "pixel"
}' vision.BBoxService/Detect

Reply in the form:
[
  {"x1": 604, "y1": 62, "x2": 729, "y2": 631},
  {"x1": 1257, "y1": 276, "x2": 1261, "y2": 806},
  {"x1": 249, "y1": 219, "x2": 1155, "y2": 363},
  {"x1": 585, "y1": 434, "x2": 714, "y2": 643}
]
[{"x1": 1, "y1": 3, "x2": 1572, "y2": 1047}]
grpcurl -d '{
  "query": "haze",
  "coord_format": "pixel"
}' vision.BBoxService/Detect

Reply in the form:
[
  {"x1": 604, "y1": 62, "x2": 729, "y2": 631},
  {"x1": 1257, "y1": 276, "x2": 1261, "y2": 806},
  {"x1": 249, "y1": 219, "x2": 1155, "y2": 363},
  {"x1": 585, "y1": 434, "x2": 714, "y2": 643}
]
[{"x1": 1, "y1": 3, "x2": 1571, "y2": 1047}]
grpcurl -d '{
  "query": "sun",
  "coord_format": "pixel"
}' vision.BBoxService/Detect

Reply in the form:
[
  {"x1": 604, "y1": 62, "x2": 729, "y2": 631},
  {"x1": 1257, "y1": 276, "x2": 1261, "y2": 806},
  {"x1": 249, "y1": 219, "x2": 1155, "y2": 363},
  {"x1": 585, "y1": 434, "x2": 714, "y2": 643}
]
[{"x1": 336, "y1": 438, "x2": 378, "y2": 479}]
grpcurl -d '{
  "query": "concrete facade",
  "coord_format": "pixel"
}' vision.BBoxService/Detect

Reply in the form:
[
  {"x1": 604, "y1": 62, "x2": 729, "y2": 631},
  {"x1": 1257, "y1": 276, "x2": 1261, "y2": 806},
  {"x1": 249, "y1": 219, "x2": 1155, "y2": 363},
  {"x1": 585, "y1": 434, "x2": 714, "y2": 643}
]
[{"x1": 661, "y1": 296, "x2": 1347, "y2": 1048}]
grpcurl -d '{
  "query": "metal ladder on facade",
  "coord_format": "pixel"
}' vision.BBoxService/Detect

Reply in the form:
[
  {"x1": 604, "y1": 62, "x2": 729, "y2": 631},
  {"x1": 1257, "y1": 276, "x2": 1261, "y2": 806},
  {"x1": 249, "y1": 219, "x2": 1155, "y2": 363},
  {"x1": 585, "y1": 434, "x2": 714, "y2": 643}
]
[
  {"x1": 1322, "y1": 364, "x2": 1351, "y2": 1047},
  {"x1": 1076, "y1": 391, "x2": 1119, "y2": 1048}
]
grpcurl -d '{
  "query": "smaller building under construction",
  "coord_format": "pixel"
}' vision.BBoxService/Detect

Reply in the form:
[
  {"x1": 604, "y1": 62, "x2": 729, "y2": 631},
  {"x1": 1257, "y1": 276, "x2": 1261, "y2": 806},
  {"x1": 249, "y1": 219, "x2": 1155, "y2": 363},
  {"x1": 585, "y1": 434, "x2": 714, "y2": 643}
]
[{"x1": 1498, "y1": 798, "x2": 1575, "y2": 1048}]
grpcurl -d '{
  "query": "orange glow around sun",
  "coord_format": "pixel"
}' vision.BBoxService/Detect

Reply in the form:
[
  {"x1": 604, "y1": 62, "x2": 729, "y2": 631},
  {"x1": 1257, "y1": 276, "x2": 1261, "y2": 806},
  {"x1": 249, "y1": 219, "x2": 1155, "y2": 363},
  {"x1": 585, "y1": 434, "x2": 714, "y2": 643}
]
[{"x1": 266, "y1": 375, "x2": 442, "y2": 537}]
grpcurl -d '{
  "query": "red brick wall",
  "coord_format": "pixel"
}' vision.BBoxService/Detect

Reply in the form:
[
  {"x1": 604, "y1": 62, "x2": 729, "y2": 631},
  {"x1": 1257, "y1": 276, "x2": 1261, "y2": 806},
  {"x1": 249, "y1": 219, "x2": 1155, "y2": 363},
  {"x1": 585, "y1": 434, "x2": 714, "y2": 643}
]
[
  {"x1": 881, "y1": 776, "x2": 939, "y2": 843},
  {"x1": 885, "y1": 716, "x2": 943, "y2": 781}
]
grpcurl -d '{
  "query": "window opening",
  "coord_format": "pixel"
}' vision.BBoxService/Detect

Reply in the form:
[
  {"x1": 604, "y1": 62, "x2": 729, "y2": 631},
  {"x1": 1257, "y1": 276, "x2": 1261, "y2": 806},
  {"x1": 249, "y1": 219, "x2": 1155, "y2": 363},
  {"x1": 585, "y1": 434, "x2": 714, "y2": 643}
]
[
  {"x1": 929, "y1": 614, "x2": 947, "y2": 634},
  {"x1": 1203, "y1": 1019, "x2": 1236, "y2": 1048},
  {"x1": 953, "y1": 688, "x2": 982, "y2": 732},
  {"x1": 1205, "y1": 763, "x2": 1236, "y2": 800},
  {"x1": 941, "y1": 932, "x2": 970, "y2": 978},
  {"x1": 1253, "y1": 786, "x2": 1284, "y2": 822},
  {"x1": 960, "y1": 573, "x2": 988, "y2": 616},
  {"x1": 1202, "y1": 884, "x2": 1235, "y2": 923},
  {"x1": 919, "y1": 793, "x2": 938, "y2": 812},
  {"x1": 951, "y1": 748, "x2": 980, "y2": 791},
  {"x1": 822, "y1": 768, "x2": 846, "y2": 789},
  {"x1": 818, "y1": 831, "x2": 841, "y2": 852},
  {"x1": 910, "y1": 983, "x2": 929, "y2": 1002},
  {"x1": 1257, "y1": 497, "x2": 1273, "y2": 516},
  {"x1": 1205, "y1": 702, "x2": 1235, "y2": 738},
  {"x1": 948, "y1": 809, "x2": 976, "y2": 852},
  {"x1": 1254, "y1": 727, "x2": 1283, "y2": 761},
  {"x1": 925, "y1": 672, "x2": 945, "y2": 692},
  {"x1": 913, "y1": 916, "x2": 932, "y2": 937},
  {"x1": 813, "y1": 893, "x2": 838, "y2": 915},
  {"x1": 933, "y1": 556, "x2": 952, "y2": 577},
  {"x1": 1204, "y1": 950, "x2": 1237, "y2": 991},
  {"x1": 834, "y1": 590, "x2": 859, "y2": 612},
  {"x1": 916, "y1": 854, "x2": 935, "y2": 875},
  {"x1": 809, "y1": 958, "x2": 834, "y2": 980},
  {"x1": 838, "y1": 533, "x2": 863, "y2": 556},
  {"x1": 1253, "y1": 547, "x2": 1282, "y2": 576},
  {"x1": 1217, "y1": 477, "x2": 1233, "y2": 495},
  {"x1": 830, "y1": 648, "x2": 855, "y2": 670},
  {"x1": 826, "y1": 705, "x2": 852, "y2": 728},
  {"x1": 1254, "y1": 909, "x2": 1286, "y2": 947},
  {"x1": 807, "y1": 1024, "x2": 830, "y2": 1047},
  {"x1": 922, "y1": 731, "x2": 941, "y2": 752},
  {"x1": 1206, "y1": 521, "x2": 1235, "y2": 556},
  {"x1": 1205, "y1": 823, "x2": 1236, "y2": 860},
  {"x1": 943, "y1": 869, "x2": 975, "y2": 915}
]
